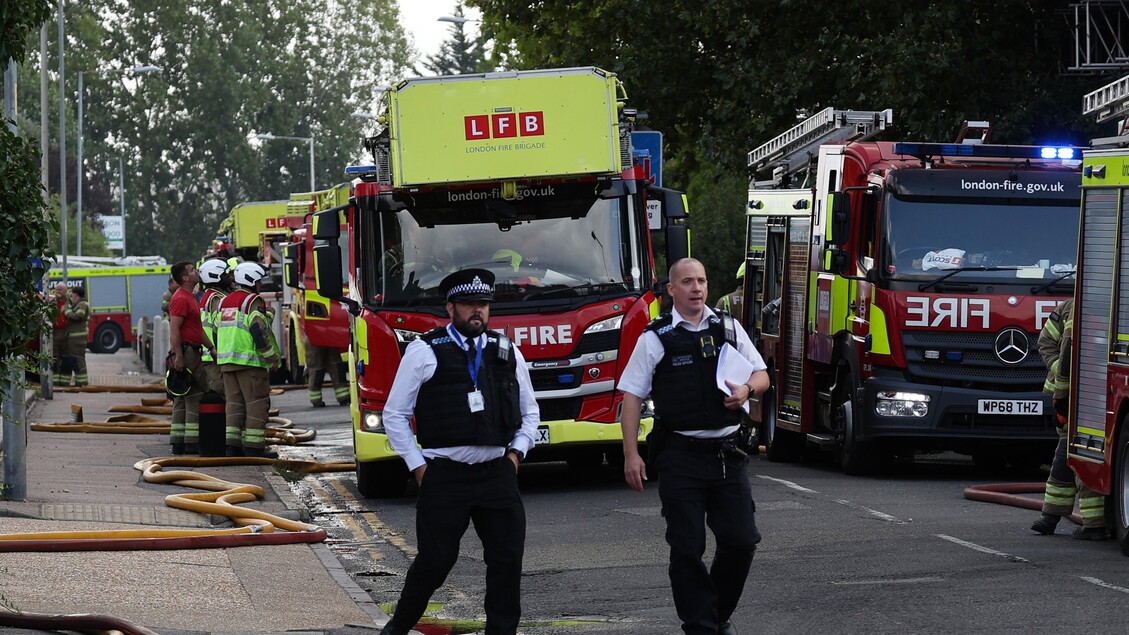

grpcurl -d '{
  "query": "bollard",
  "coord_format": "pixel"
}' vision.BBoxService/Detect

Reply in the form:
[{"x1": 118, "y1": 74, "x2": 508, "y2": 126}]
[{"x1": 198, "y1": 390, "x2": 226, "y2": 457}]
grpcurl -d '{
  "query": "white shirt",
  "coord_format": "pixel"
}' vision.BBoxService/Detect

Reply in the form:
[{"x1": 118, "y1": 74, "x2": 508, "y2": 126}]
[
  {"x1": 618, "y1": 306, "x2": 767, "y2": 438},
  {"x1": 384, "y1": 323, "x2": 540, "y2": 471}
]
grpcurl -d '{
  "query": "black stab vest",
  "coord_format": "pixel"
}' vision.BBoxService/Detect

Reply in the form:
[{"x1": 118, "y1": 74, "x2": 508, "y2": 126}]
[
  {"x1": 649, "y1": 313, "x2": 741, "y2": 432},
  {"x1": 415, "y1": 327, "x2": 521, "y2": 449}
]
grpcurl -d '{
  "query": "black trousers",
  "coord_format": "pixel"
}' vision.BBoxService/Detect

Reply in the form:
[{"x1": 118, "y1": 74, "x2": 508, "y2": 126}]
[
  {"x1": 657, "y1": 437, "x2": 761, "y2": 635},
  {"x1": 385, "y1": 457, "x2": 525, "y2": 635}
]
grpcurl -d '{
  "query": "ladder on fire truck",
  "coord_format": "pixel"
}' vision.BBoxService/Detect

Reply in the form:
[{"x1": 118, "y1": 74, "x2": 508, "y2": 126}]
[
  {"x1": 748, "y1": 107, "x2": 893, "y2": 188},
  {"x1": 1084, "y1": 73, "x2": 1129, "y2": 146}
]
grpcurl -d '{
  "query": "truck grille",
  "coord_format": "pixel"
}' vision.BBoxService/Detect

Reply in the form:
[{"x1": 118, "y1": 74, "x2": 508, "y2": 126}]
[
  {"x1": 901, "y1": 331, "x2": 1047, "y2": 388},
  {"x1": 537, "y1": 397, "x2": 582, "y2": 421},
  {"x1": 530, "y1": 368, "x2": 583, "y2": 390},
  {"x1": 576, "y1": 329, "x2": 619, "y2": 354}
]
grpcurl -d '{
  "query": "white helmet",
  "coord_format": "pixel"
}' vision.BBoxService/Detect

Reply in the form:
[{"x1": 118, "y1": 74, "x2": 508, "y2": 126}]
[
  {"x1": 233, "y1": 262, "x2": 266, "y2": 288},
  {"x1": 198, "y1": 259, "x2": 230, "y2": 284}
]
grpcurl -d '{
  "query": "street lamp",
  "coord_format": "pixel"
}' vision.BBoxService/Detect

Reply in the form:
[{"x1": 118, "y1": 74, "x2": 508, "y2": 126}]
[
  {"x1": 77, "y1": 64, "x2": 160, "y2": 256},
  {"x1": 256, "y1": 133, "x2": 315, "y2": 192},
  {"x1": 437, "y1": 15, "x2": 480, "y2": 24}
]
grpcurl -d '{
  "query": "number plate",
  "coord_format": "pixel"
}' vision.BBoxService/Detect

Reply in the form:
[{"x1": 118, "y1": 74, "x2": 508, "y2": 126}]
[
  {"x1": 535, "y1": 426, "x2": 551, "y2": 444},
  {"x1": 977, "y1": 399, "x2": 1043, "y2": 415}
]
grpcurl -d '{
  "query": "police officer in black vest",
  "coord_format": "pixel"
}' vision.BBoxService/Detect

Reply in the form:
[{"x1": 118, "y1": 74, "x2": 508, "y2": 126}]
[
  {"x1": 380, "y1": 268, "x2": 540, "y2": 635},
  {"x1": 619, "y1": 258, "x2": 769, "y2": 635}
]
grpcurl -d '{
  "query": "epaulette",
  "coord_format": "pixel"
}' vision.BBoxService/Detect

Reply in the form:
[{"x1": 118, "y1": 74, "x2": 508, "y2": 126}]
[{"x1": 646, "y1": 314, "x2": 674, "y2": 335}]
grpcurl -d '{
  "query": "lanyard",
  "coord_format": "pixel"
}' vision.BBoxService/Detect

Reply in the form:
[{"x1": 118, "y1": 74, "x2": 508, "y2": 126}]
[{"x1": 466, "y1": 336, "x2": 484, "y2": 388}]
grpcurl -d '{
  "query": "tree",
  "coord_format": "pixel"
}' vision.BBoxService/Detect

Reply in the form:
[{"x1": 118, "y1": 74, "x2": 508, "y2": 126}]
[
  {"x1": 421, "y1": 1, "x2": 490, "y2": 75},
  {"x1": 17, "y1": 0, "x2": 412, "y2": 264},
  {"x1": 0, "y1": 0, "x2": 56, "y2": 364},
  {"x1": 471, "y1": 0, "x2": 1108, "y2": 301}
]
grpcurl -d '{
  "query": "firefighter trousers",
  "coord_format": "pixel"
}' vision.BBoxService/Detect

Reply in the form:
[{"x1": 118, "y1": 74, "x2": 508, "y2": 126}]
[
  {"x1": 1043, "y1": 425, "x2": 1105, "y2": 528},
  {"x1": 170, "y1": 345, "x2": 207, "y2": 445},
  {"x1": 221, "y1": 366, "x2": 271, "y2": 449}
]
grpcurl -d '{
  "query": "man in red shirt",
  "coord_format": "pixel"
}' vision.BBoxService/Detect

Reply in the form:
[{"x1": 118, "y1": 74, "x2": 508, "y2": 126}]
[
  {"x1": 167, "y1": 261, "x2": 215, "y2": 455},
  {"x1": 49, "y1": 282, "x2": 69, "y2": 386}
]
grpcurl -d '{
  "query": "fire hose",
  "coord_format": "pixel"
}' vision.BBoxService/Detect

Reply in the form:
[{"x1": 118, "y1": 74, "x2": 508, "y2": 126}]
[{"x1": 963, "y1": 482, "x2": 1083, "y2": 525}]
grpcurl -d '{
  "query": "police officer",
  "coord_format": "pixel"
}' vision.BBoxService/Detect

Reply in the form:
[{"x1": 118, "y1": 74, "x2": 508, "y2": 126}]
[
  {"x1": 63, "y1": 286, "x2": 91, "y2": 387},
  {"x1": 1031, "y1": 298, "x2": 1108, "y2": 540},
  {"x1": 619, "y1": 258, "x2": 769, "y2": 635},
  {"x1": 197, "y1": 258, "x2": 231, "y2": 398},
  {"x1": 216, "y1": 262, "x2": 279, "y2": 458},
  {"x1": 380, "y1": 268, "x2": 539, "y2": 635}
]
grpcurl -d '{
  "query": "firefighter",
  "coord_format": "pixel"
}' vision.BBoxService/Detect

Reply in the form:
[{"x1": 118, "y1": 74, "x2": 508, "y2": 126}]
[
  {"x1": 1031, "y1": 298, "x2": 1108, "y2": 540},
  {"x1": 63, "y1": 286, "x2": 90, "y2": 387},
  {"x1": 714, "y1": 263, "x2": 745, "y2": 323},
  {"x1": 197, "y1": 258, "x2": 231, "y2": 398},
  {"x1": 160, "y1": 277, "x2": 177, "y2": 318},
  {"x1": 215, "y1": 262, "x2": 279, "y2": 458},
  {"x1": 49, "y1": 282, "x2": 69, "y2": 386},
  {"x1": 305, "y1": 338, "x2": 349, "y2": 407}
]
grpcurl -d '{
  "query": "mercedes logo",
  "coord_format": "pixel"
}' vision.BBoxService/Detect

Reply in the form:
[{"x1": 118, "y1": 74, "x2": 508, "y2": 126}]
[{"x1": 994, "y1": 327, "x2": 1030, "y2": 365}]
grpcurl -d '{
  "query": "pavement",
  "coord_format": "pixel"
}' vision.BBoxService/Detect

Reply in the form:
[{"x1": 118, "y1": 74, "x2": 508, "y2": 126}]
[{"x1": 0, "y1": 349, "x2": 391, "y2": 634}]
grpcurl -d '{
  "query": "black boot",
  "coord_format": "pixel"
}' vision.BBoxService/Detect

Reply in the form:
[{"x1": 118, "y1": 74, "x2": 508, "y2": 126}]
[
  {"x1": 225, "y1": 445, "x2": 244, "y2": 457},
  {"x1": 1074, "y1": 526, "x2": 1110, "y2": 541},
  {"x1": 184, "y1": 443, "x2": 199, "y2": 454},
  {"x1": 1031, "y1": 513, "x2": 1060, "y2": 535},
  {"x1": 171, "y1": 443, "x2": 185, "y2": 455},
  {"x1": 244, "y1": 446, "x2": 278, "y2": 459}
]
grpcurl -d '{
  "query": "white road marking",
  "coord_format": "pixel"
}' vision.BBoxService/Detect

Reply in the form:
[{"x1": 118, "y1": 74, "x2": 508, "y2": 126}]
[
  {"x1": 833, "y1": 499, "x2": 906, "y2": 524},
  {"x1": 832, "y1": 576, "x2": 944, "y2": 585},
  {"x1": 757, "y1": 474, "x2": 818, "y2": 493},
  {"x1": 934, "y1": 534, "x2": 1029, "y2": 563},
  {"x1": 1081, "y1": 576, "x2": 1129, "y2": 594}
]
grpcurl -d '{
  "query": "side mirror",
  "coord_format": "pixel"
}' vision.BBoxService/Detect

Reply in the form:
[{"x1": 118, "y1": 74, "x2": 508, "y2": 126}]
[
  {"x1": 647, "y1": 185, "x2": 689, "y2": 223},
  {"x1": 312, "y1": 209, "x2": 340, "y2": 240},
  {"x1": 283, "y1": 244, "x2": 300, "y2": 289},
  {"x1": 665, "y1": 226, "x2": 689, "y2": 264},
  {"x1": 313, "y1": 244, "x2": 343, "y2": 299},
  {"x1": 823, "y1": 247, "x2": 851, "y2": 276},
  {"x1": 827, "y1": 191, "x2": 851, "y2": 245}
]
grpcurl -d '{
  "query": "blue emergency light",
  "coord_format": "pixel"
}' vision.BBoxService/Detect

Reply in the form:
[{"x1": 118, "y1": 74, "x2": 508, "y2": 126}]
[
  {"x1": 345, "y1": 165, "x2": 379, "y2": 175},
  {"x1": 894, "y1": 143, "x2": 1084, "y2": 160}
]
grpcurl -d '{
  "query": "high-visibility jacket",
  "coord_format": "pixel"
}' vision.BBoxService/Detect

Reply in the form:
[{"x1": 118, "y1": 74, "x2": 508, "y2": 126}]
[
  {"x1": 1039, "y1": 298, "x2": 1072, "y2": 399},
  {"x1": 216, "y1": 289, "x2": 277, "y2": 368},
  {"x1": 199, "y1": 287, "x2": 226, "y2": 363}
]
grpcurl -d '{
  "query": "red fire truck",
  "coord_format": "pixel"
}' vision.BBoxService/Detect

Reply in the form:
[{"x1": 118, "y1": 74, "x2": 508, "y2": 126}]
[
  {"x1": 311, "y1": 67, "x2": 689, "y2": 497},
  {"x1": 49, "y1": 260, "x2": 171, "y2": 353},
  {"x1": 280, "y1": 184, "x2": 352, "y2": 385},
  {"x1": 1068, "y1": 75, "x2": 1129, "y2": 554},
  {"x1": 744, "y1": 108, "x2": 1082, "y2": 473}
]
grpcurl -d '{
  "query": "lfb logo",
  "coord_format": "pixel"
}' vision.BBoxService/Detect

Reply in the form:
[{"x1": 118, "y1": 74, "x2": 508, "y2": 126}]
[{"x1": 465, "y1": 111, "x2": 545, "y2": 140}]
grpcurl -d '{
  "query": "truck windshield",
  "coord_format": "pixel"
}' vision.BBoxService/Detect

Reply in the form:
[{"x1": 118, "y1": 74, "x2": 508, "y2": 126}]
[
  {"x1": 881, "y1": 170, "x2": 1079, "y2": 283},
  {"x1": 373, "y1": 191, "x2": 642, "y2": 306}
]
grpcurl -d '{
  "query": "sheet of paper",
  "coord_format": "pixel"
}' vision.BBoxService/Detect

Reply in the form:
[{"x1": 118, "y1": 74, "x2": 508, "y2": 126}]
[{"x1": 716, "y1": 343, "x2": 755, "y2": 414}]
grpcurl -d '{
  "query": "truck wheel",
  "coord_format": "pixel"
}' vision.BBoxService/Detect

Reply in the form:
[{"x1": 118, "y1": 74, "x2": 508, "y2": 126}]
[
  {"x1": 356, "y1": 459, "x2": 409, "y2": 498},
  {"x1": 92, "y1": 323, "x2": 123, "y2": 354},
  {"x1": 1114, "y1": 426, "x2": 1129, "y2": 556},
  {"x1": 764, "y1": 387, "x2": 802, "y2": 462},
  {"x1": 837, "y1": 397, "x2": 873, "y2": 475}
]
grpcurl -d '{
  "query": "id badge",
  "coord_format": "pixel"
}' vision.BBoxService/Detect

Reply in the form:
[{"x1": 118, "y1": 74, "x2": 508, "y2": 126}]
[{"x1": 468, "y1": 390, "x2": 485, "y2": 413}]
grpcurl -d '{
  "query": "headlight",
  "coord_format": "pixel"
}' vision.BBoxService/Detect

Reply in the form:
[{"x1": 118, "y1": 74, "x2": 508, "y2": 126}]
[
  {"x1": 583, "y1": 314, "x2": 623, "y2": 334},
  {"x1": 874, "y1": 391, "x2": 930, "y2": 417},
  {"x1": 642, "y1": 397, "x2": 655, "y2": 417},
  {"x1": 361, "y1": 410, "x2": 385, "y2": 432},
  {"x1": 394, "y1": 328, "x2": 422, "y2": 343}
]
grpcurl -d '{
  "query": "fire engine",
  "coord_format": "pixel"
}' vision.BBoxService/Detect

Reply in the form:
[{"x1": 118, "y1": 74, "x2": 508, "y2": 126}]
[
  {"x1": 743, "y1": 108, "x2": 1082, "y2": 473},
  {"x1": 311, "y1": 67, "x2": 689, "y2": 497},
  {"x1": 1068, "y1": 74, "x2": 1129, "y2": 555},
  {"x1": 280, "y1": 184, "x2": 352, "y2": 385},
  {"x1": 49, "y1": 258, "x2": 170, "y2": 353}
]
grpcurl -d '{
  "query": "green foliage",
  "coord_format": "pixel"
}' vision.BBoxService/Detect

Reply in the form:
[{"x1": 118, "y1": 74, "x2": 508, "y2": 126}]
[
  {"x1": 472, "y1": 0, "x2": 1109, "y2": 282},
  {"x1": 1, "y1": 0, "x2": 55, "y2": 367},
  {"x1": 0, "y1": 0, "x2": 52, "y2": 63},
  {"x1": 18, "y1": 0, "x2": 412, "y2": 264},
  {"x1": 421, "y1": 1, "x2": 491, "y2": 75}
]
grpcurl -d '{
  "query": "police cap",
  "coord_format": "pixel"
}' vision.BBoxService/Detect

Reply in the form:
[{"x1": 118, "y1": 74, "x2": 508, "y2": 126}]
[{"x1": 440, "y1": 268, "x2": 495, "y2": 303}]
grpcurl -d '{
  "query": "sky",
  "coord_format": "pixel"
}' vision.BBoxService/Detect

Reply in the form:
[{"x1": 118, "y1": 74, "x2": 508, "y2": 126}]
[{"x1": 399, "y1": 1, "x2": 483, "y2": 65}]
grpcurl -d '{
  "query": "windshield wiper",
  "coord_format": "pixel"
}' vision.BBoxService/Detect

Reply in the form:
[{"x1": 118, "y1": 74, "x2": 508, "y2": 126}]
[
  {"x1": 1030, "y1": 270, "x2": 1076, "y2": 295},
  {"x1": 523, "y1": 281, "x2": 628, "y2": 301},
  {"x1": 917, "y1": 266, "x2": 1017, "y2": 292}
]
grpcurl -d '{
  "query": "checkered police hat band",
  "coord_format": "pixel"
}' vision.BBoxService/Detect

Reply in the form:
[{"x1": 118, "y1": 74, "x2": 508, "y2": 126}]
[{"x1": 447, "y1": 276, "x2": 492, "y2": 299}]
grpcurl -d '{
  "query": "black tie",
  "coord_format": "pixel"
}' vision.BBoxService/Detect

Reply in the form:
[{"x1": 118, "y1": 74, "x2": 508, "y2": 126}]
[{"x1": 466, "y1": 336, "x2": 476, "y2": 360}]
